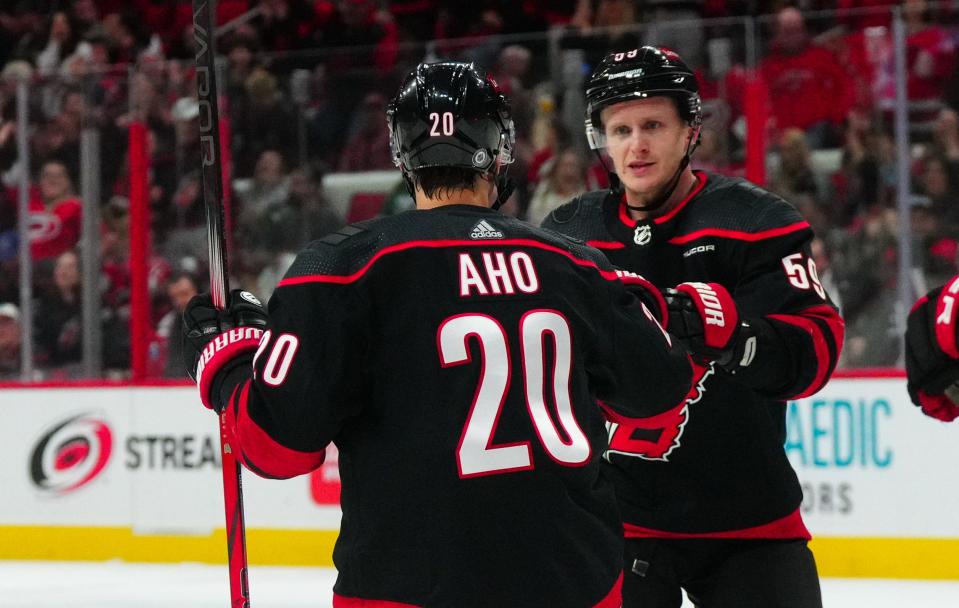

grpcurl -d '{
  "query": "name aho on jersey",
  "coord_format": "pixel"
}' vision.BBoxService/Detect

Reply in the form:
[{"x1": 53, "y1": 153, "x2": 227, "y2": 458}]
[{"x1": 458, "y1": 251, "x2": 540, "y2": 296}]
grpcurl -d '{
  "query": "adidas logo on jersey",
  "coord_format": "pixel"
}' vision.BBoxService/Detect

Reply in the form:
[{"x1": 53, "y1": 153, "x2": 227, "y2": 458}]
[{"x1": 470, "y1": 220, "x2": 504, "y2": 239}]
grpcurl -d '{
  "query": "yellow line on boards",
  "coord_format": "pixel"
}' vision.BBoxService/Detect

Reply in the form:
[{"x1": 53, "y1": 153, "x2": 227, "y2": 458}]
[
  {"x1": 2, "y1": 527, "x2": 958, "y2": 580},
  {"x1": 810, "y1": 537, "x2": 959, "y2": 580},
  {"x1": 0, "y1": 526, "x2": 338, "y2": 567}
]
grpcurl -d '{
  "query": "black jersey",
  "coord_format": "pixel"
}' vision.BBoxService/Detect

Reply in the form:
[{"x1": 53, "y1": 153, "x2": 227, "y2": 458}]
[
  {"x1": 220, "y1": 204, "x2": 694, "y2": 607},
  {"x1": 542, "y1": 171, "x2": 845, "y2": 536}
]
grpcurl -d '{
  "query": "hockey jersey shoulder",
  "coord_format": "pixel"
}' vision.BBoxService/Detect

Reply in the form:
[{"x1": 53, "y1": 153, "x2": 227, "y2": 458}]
[
  {"x1": 515, "y1": 216, "x2": 617, "y2": 271},
  {"x1": 684, "y1": 173, "x2": 807, "y2": 235},
  {"x1": 284, "y1": 218, "x2": 386, "y2": 280},
  {"x1": 540, "y1": 189, "x2": 612, "y2": 242}
]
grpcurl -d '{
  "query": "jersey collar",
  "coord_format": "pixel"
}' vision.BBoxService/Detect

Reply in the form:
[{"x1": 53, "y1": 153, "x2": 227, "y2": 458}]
[{"x1": 616, "y1": 170, "x2": 709, "y2": 229}]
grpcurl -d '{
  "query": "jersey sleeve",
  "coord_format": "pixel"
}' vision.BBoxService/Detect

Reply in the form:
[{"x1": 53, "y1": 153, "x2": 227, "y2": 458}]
[
  {"x1": 732, "y1": 211, "x2": 844, "y2": 400},
  {"x1": 589, "y1": 268, "x2": 695, "y2": 423},
  {"x1": 221, "y1": 248, "x2": 370, "y2": 479}
]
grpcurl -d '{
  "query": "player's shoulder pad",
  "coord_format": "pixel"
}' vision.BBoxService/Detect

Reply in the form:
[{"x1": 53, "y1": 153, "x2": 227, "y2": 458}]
[
  {"x1": 542, "y1": 190, "x2": 608, "y2": 227},
  {"x1": 284, "y1": 219, "x2": 383, "y2": 280},
  {"x1": 521, "y1": 220, "x2": 616, "y2": 271},
  {"x1": 695, "y1": 173, "x2": 806, "y2": 232}
]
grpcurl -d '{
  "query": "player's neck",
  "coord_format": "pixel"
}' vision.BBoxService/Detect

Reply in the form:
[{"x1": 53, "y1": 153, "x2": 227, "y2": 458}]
[
  {"x1": 415, "y1": 183, "x2": 495, "y2": 210},
  {"x1": 625, "y1": 169, "x2": 698, "y2": 221}
]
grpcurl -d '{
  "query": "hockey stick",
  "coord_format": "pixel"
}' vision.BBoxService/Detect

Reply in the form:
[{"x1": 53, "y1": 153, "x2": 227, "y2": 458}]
[{"x1": 193, "y1": 1, "x2": 251, "y2": 606}]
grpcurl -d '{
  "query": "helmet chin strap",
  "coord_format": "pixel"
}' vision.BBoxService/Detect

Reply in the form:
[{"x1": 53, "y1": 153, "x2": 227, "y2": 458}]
[
  {"x1": 623, "y1": 155, "x2": 690, "y2": 213},
  {"x1": 491, "y1": 172, "x2": 514, "y2": 211},
  {"x1": 402, "y1": 168, "x2": 416, "y2": 198}
]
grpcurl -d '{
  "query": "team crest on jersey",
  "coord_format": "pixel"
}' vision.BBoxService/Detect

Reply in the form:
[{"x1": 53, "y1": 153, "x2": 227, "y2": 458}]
[
  {"x1": 633, "y1": 224, "x2": 652, "y2": 246},
  {"x1": 604, "y1": 363, "x2": 713, "y2": 462},
  {"x1": 470, "y1": 219, "x2": 504, "y2": 239}
]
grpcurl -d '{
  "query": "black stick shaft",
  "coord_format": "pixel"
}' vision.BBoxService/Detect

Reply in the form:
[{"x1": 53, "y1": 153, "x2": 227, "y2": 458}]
[
  {"x1": 194, "y1": 0, "x2": 229, "y2": 308},
  {"x1": 192, "y1": 2, "x2": 251, "y2": 606}
]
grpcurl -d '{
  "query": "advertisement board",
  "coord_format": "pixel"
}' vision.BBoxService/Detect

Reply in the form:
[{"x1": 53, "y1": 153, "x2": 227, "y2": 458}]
[{"x1": 1, "y1": 378, "x2": 957, "y2": 577}]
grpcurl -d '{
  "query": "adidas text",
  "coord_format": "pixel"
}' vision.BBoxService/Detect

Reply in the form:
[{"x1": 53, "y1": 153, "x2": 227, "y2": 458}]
[{"x1": 470, "y1": 220, "x2": 504, "y2": 239}]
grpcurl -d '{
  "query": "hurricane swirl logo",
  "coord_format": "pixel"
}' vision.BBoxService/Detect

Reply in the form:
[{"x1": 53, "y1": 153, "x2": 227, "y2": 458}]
[
  {"x1": 29, "y1": 414, "x2": 113, "y2": 494},
  {"x1": 604, "y1": 363, "x2": 713, "y2": 462}
]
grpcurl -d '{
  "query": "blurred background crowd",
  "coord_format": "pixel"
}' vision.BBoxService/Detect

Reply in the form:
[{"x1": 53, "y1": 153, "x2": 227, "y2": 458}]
[{"x1": 1, "y1": 0, "x2": 959, "y2": 380}]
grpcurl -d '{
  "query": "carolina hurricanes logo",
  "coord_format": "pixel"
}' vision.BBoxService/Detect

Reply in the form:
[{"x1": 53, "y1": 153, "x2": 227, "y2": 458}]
[
  {"x1": 605, "y1": 363, "x2": 713, "y2": 462},
  {"x1": 29, "y1": 413, "x2": 113, "y2": 494},
  {"x1": 28, "y1": 212, "x2": 62, "y2": 242}
]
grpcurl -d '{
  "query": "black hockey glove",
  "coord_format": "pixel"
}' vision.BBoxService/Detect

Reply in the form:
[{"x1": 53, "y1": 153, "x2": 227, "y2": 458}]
[
  {"x1": 182, "y1": 289, "x2": 268, "y2": 412},
  {"x1": 664, "y1": 282, "x2": 756, "y2": 374},
  {"x1": 905, "y1": 277, "x2": 959, "y2": 422}
]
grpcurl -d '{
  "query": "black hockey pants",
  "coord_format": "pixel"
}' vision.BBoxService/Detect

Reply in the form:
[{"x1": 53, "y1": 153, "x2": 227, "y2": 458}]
[{"x1": 622, "y1": 537, "x2": 823, "y2": 608}]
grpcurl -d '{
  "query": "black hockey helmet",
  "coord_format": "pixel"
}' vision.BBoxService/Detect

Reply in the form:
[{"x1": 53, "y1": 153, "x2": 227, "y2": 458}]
[
  {"x1": 387, "y1": 61, "x2": 515, "y2": 177},
  {"x1": 584, "y1": 46, "x2": 702, "y2": 150}
]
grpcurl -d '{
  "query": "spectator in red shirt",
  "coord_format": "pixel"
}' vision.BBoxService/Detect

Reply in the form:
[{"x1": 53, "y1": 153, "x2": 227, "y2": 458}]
[
  {"x1": 30, "y1": 160, "x2": 82, "y2": 261},
  {"x1": 760, "y1": 7, "x2": 853, "y2": 148},
  {"x1": 901, "y1": 0, "x2": 956, "y2": 113}
]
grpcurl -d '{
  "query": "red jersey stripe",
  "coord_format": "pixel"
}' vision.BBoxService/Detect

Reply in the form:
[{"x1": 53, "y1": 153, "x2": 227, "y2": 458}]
[
  {"x1": 278, "y1": 239, "x2": 621, "y2": 286},
  {"x1": 616, "y1": 171, "x2": 709, "y2": 228},
  {"x1": 228, "y1": 381, "x2": 326, "y2": 478},
  {"x1": 333, "y1": 595, "x2": 420, "y2": 608},
  {"x1": 667, "y1": 220, "x2": 810, "y2": 245},
  {"x1": 587, "y1": 240, "x2": 627, "y2": 250},
  {"x1": 331, "y1": 573, "x2": 624, "y2": 608},
  {"x1": 623, "y1": 508, "x2": 810, "y2": 540},
  {"x1": 594, "y1": 573, "x2": 623, "y2": 608},
  {"x1": 767, "y1": 313, "x2": 831, "y2": 399}
]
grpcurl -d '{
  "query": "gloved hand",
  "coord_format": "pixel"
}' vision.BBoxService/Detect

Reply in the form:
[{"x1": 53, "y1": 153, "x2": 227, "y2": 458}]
[
  {"x1": 905, "y1": 277, "x2": 959, "y2": 422},
  {"x1": 182, "y1": 289, "x2": 268, "y2": 412},
  {"x1": 615, "y1": 269, "x2": 667, "y2": 326},
  {"x1": 663, "y1": 282, "x2": 756, "y2": 373}
]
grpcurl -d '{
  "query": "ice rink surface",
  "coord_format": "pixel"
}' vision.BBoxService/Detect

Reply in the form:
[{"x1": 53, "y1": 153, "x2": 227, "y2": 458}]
[{"x1": 1, "y1": 562, "x2": 958, "y2": 607}]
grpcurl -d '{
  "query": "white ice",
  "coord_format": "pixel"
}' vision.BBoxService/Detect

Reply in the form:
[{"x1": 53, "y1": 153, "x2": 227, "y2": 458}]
[{"x1": 1, "y1": 561, "x2": 958, "y2": 607}]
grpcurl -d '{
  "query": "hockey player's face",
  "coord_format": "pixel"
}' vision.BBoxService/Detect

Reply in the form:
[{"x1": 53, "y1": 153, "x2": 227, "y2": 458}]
[{"x1": 602, "y1": 97, "x2": 692, "y2": 202}]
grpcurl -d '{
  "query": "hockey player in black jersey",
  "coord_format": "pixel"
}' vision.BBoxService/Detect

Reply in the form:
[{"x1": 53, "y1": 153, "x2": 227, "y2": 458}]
[
  {"x1": 181, "y1": 61, "x2": 697, "y2": 608},
  {"x1": 906, "y1": 275, "x2": 959, "y2": 422},
  {"x1": 542, "y1": 47, "x2": 845, "y2": 608}
]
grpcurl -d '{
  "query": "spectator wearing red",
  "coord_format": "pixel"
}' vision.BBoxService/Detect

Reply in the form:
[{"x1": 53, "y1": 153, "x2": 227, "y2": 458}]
[
  {"x1": 836, "y1": 0, "x2": 896, "y2": 30},
  {"x1": 901, "y1": 0, "x2": 956, "y2": 111},
  {"x1": 29, "y1": 160, "x2": 82, "y2": 261},
  {"x1": 760, "y1": 7, "x2": 853, "y2": 148}
]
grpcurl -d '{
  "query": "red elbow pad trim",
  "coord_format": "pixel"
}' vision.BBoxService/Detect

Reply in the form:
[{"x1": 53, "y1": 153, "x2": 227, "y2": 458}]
[
  {"x1": 917, "y1": 390, "x2": 959, "y2": 422},
  {"x1": 615, "y1": 270, "x2": 667, "y2": 326},
  {"x1": 768, "y1": 312, "x2": 832, "y2": 399},
  {"x1": 934, "y1": 276, "x2": 959, "y2": 359},
  {"x1": 195, "y1": 327, "x2": 264, "y2": 410},
  {"x1": 332, "y1": 595, "x2": 421, "y2": 607},
  {"x1": 675, "y1": 282, "x2": 739, "y2": 349},
  {"x1": 229, "y1": 382, "x2": 327, "y2": 477}
]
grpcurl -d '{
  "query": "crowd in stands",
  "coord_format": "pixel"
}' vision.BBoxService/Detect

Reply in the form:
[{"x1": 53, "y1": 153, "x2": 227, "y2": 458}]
[{"x1": 1, "y1": 0, "x2": 959, "y2": 379}]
